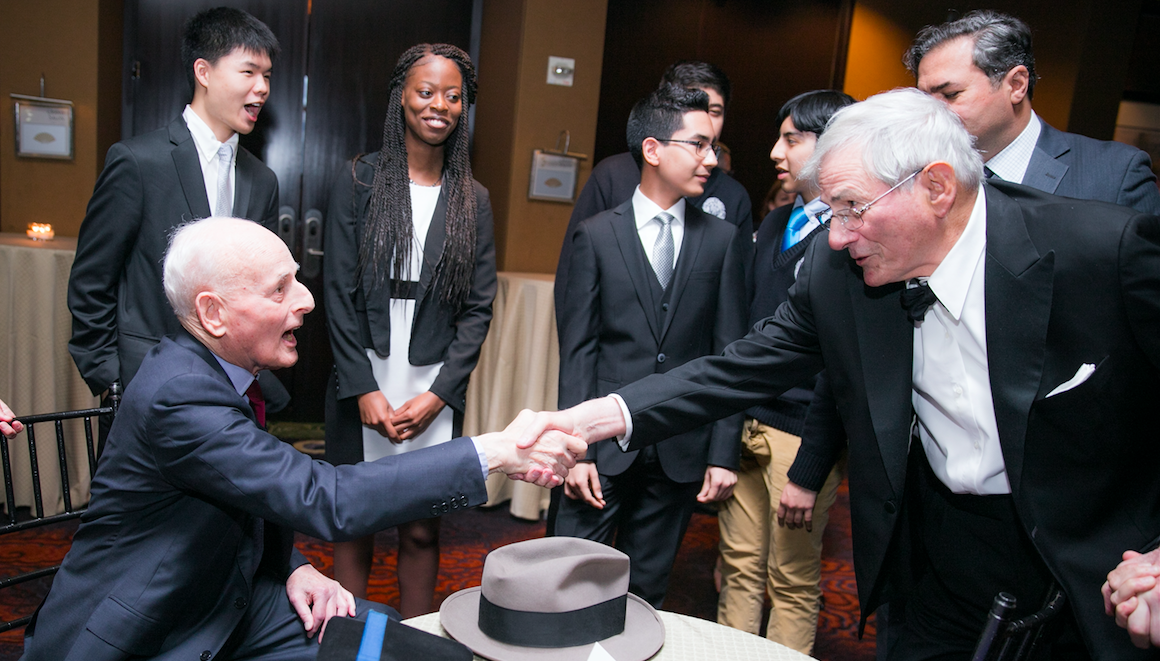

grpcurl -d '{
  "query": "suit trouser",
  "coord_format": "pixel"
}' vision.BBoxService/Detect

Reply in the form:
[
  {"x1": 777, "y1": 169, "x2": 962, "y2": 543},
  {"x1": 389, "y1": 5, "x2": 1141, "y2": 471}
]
[
  {"x1": 716, "y1": 418, "x2": 845, "y2": 654},
  {"x1": 552, "y1": 444, "x2": 701, "y2": 608},
  {"x1": 221, "y1": 572, "x2": 396, "y2": 661}
]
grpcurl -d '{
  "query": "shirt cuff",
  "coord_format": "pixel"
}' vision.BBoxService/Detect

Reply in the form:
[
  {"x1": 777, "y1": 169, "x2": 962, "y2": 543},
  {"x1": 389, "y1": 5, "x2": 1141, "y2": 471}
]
[
  {"x1": 469, "y1": 437, "x2": 490, "y2": 479},
  {"x1": 609, "y1": 393, "x2": 633, "y2": 451}
]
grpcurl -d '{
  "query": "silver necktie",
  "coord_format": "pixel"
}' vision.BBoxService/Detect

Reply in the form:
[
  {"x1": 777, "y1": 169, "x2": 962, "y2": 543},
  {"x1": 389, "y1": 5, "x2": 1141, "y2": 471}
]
[
  {"x1": 652, "y1": 212, "x2": 675, "y2": 289},
  {"x1": 215, "y1": 143, "x2": 233, "y2": 217}
]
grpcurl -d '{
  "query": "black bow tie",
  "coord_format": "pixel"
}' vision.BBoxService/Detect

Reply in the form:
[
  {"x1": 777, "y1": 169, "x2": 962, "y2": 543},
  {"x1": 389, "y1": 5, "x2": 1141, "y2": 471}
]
[{"x1": 900, "y1": 279, "x2": 938, "y2": 325}]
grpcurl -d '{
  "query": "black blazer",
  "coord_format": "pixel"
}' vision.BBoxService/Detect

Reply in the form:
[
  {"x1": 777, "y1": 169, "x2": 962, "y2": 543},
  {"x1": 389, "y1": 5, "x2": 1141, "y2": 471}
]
[
  {"x1": 67, "y1": 116, "x2": 279, "y2": 395},
  {"x1": 323, "y1": 153, "x2": 497, "y2": 415},
  {"x1": 615, "y1": 182, "x2": 1160, "y2": 658},
  {"x1": 558, "y1": 199, "x2": 747, "y2": 482},
  {"x1": 555, "y1": 152, "x2": 754, "y2": 316},
  {"x1": 22, "y1": 331, "x2": 488, "y2": 660}
]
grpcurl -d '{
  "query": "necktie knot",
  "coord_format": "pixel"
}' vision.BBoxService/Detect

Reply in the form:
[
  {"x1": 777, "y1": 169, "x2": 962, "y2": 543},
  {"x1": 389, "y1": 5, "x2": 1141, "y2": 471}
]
[
  {"x1": 652, "y1": 212, "x2": 675, "y2": 289},
  {"x1": 900, "y1": 278, "x2": 939, "y2": 325},
  {"x1": 215, "y1": 144, "x2": 234, "y2": 217},
  {"x1": 781, "y1": 206, "x2": 811, "y2": 252},
  {"x1": 245, "y1": 379, "x2": 266, "y2": 427}
]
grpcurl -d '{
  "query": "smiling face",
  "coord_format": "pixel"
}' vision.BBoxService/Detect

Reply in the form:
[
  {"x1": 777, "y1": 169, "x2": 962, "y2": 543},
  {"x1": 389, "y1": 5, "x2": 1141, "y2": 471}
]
[
  {"x1": 769, "y1": 116, "x2": 818, "y2": 200},
  {"x1": 191, "y1": 47, "x2": 272, "y2": 142},
  {"x1": 916, "y1": 37, "x2": 1027, "y2": 158},
  {"x1": 214, "y1": 231, "x2": 315, "y2": 373},
  {"x1": 821, "y1": 149, "x2": 946, "y2": 287},
  {"x1": 402, "y1": 55, "x2": 464, "y2": 151}
]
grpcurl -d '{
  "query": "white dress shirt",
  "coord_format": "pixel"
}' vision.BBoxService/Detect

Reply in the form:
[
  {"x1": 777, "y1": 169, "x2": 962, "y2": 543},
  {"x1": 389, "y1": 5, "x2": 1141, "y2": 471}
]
[
  {"x1": 912, "y1": 186, "x2": 1010, "y2": 495},
  {"x1": 984, "y1": 110, "x2": 1042, "y2": 184},
  {"x1": 632, "y1": 186, "x2": 686, "y2": 275},
  {"x1": 183, "y1": 105, "x2": 239, "y2": 214}
]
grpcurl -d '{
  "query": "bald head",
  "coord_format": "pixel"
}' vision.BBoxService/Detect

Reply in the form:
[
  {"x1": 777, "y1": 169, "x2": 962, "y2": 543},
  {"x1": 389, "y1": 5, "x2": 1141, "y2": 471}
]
[{"x1": 164, "y1": 217, "x2": 314, "y2": 373}]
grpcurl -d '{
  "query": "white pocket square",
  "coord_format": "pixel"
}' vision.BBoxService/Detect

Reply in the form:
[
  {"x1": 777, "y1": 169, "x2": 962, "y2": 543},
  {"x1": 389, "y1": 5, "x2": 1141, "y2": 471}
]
[{"x1": 1046, "y1": 363, "x2": 1096, "y2": 398}]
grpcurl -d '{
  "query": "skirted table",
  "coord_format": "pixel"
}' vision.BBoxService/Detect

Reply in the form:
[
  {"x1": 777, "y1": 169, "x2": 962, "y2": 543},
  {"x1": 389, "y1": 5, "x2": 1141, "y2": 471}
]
[
  {"x1": 461, "y1": 272, "x2": 558, "y2": 521},
  {"x1": 0, "y1": 233, "x2": 97, "y2": 516}
]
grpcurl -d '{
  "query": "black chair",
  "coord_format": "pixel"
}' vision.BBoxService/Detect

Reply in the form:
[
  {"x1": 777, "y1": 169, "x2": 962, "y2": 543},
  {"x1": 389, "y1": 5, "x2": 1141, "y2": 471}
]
[
  {"x1": 972, "y1": 584, "x2": 1068, "y2": 661},
  {"x1": 0, "y1": 386, "x2": 120, "y2": 633}
]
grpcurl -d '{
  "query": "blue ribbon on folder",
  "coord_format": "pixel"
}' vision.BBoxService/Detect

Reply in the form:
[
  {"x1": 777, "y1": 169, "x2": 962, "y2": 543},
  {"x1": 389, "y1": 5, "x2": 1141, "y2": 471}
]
[{"x1": 356, "y1": 610, "x2": 390, "y2": 661}]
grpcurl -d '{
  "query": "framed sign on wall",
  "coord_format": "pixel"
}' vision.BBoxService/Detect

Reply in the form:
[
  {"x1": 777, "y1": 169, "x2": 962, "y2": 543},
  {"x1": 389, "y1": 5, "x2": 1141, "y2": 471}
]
[{"x1": 12, "y1": 94, "x2": 74, "y2": 160}]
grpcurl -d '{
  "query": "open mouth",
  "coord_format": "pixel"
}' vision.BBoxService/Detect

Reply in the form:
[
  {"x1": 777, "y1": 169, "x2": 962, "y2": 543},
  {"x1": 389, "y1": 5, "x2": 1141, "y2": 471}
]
[
  {"x1": 423, "y1": 116, "x2": 450, "y2": 130},
  {"x1": 282, "y1": 326, "x2": 298, "y2": 345},
  {"x1": 244, "y1": 103, "x2": 263, "y2": 122}
]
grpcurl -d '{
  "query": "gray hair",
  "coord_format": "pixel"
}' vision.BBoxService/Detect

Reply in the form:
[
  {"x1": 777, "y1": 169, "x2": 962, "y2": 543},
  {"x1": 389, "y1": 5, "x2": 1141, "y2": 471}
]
[
  {"x1": 904, "y1": 10, "x2": 1038, "y2": 99},
  {"x1": 800, "y1": 87, "x2": 983, "y2": 192},
  {"x1": 163, "y1": 217, "x2": 256, "y2": 323}
]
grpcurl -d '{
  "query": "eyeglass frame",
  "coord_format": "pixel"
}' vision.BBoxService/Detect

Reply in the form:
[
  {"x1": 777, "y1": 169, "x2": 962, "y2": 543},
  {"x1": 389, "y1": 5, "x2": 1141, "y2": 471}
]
[
  {"x1": 828, "y1": 167, "x2": 925, "y2": 231},
  {"x1": 655, "y1": 138, "x2": 722, "y2": 159}
]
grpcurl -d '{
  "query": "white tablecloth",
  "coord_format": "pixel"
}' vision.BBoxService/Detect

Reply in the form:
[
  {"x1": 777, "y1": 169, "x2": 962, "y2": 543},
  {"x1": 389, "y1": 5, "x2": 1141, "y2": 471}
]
[
  {"x1": 403, "y1": 610, "x2": 816, "y2": 660},
  {"x1": 0, "y1": 233, "x2": 98, "y2": 514},
  {"x1": 462, "y1": 272, "x2": 558, "y2": 520}
]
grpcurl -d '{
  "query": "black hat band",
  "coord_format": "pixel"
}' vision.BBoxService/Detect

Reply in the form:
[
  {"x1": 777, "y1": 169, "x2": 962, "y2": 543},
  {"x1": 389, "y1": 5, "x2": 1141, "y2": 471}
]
[{"x1": 477, "y1": 593, "x2": 627, "y2": 648}]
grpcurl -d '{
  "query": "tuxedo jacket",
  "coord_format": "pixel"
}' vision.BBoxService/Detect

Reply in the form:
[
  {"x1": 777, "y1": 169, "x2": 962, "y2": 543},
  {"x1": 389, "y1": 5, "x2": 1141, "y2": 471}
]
[
  {"x1": 616, "y1": 181, "x2": 1160, "y2": 658},
  {"x1": 22, "y1": 331, "x2": 487, "y2": 660},
  {"x1": 558, "y1": 199, "x2": 746, "y2": 481},
  {"x1": 323, "y1": 153, "x2": 497, "y2": 413},
  {"x1": 555, "y1": 152, "x2": 754, "y2": 316},
  {"x1": 1027, "y1": 119, "x2": 1160, "y2": 214},
  {"x1": 68, "y1": 116, "x2": 280, "y2": 395}
]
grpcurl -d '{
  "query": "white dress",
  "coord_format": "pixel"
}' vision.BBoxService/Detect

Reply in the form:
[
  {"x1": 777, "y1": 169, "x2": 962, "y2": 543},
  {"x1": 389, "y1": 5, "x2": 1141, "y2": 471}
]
[{"x1": 362, "y1": 183, "x2": 455, "y2": 460}]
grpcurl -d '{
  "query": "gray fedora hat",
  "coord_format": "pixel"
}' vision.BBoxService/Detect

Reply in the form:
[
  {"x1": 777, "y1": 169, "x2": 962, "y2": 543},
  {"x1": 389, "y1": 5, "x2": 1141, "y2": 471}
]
[{"x1": 440, "y1": 537, "x2": 665, "y2": 661}]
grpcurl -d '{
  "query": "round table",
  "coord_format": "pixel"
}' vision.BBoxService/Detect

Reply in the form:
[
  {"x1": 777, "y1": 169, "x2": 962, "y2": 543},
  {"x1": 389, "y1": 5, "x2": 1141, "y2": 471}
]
[{"x1": 402, "y1": 610, "x2": 816, "y2": 660}]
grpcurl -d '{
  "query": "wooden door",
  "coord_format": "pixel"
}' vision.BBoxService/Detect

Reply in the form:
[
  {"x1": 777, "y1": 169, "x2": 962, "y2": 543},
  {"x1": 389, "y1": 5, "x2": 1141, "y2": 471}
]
[{"x1": 123, "y1": 0, "x2": 474, "y2": 420}]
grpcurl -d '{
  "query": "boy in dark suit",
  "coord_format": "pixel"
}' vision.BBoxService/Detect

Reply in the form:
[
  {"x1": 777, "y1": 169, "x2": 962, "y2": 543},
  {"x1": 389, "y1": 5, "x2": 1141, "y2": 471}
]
[
  {"x1": 67, "y1": 7, "x2": 284, "y2": 408},
  {"x1": 551, "y1": 84, "x2": 747, "y2": 608}
]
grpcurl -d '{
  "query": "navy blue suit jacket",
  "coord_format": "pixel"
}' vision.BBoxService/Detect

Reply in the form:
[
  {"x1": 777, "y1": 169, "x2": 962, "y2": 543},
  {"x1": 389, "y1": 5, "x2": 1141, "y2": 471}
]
[{"x1": 22, "y1": 332, "x2": 487, "y2": 660}]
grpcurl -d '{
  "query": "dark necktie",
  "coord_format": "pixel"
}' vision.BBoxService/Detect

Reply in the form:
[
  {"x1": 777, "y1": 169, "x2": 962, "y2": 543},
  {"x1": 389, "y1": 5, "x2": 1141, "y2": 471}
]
[
  {"x1": 245, "y1": 379, "x2": 266, "y2": 427},
  {"x1": 900, "y1": 278, "x2": 939, "y2": 325}
]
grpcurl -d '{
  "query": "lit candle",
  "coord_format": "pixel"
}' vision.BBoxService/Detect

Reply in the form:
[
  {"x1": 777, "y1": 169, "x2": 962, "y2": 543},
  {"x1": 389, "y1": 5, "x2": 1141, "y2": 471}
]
[{"x1": 26, "y1": 223, "x2": 54, "y2": 241}]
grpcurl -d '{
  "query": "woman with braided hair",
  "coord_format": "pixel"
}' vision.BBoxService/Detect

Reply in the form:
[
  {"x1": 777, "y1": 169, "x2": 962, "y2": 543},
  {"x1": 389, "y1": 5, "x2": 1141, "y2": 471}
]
[{"x1": 323, "y1": 43, "x2": 496, "y2": 617}]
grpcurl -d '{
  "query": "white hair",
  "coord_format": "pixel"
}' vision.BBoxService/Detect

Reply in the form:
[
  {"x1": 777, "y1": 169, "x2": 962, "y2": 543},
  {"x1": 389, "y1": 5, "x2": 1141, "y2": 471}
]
[
  {"x1": 163, "y1": 217, "x2": 267, "y2": 323},
  {"x1": 801, "y1": 87, "x2": 984, "y2": 192}
]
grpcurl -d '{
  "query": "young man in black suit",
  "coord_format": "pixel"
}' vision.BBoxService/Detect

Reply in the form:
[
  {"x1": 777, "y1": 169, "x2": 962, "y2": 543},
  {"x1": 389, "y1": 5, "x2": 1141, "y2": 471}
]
[
  {"x1": 554, "y1": 61, "x2": 753, "y2": 315},
  {"x1": 551, "y1": 85, "x2": 747, "y2": 608},
  {"x1": 67, "y1": 7, "x2": 284, "y2": 408}
]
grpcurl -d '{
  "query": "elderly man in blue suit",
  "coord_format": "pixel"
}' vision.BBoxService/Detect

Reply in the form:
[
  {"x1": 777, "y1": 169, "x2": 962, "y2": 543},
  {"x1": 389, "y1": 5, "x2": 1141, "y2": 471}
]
[{"x1": 21, "y1": 218, "x2": 584, "y2": 661}]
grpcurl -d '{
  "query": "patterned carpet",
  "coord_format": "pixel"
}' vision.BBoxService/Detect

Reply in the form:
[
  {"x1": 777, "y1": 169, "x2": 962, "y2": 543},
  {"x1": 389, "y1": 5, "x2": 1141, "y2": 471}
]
[{"x1": 1, "y1": 471, "x2": 874, "y2": 659}]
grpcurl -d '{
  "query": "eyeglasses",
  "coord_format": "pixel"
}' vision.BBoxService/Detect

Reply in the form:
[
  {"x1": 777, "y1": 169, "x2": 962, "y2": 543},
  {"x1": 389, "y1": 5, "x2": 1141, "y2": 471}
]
[
  {"x1": 656, "y1": 138, "x2": 721, "y2": 159},
  {"x1": 829, "y1": 168, "x2": 924, "y2": 231}
]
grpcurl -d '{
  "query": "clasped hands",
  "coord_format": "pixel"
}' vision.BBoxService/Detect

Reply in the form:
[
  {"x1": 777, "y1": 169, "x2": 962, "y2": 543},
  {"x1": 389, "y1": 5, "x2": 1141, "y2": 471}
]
[{"x1": 1103, "y1": 548, "x2": 1160, "y2": 648}]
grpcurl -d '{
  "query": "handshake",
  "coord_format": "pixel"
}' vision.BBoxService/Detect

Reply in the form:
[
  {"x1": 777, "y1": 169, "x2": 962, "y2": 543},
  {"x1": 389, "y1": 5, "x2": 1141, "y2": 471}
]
[{"x1": 473, "y1": 397, "x2": 629, "y2": 488}]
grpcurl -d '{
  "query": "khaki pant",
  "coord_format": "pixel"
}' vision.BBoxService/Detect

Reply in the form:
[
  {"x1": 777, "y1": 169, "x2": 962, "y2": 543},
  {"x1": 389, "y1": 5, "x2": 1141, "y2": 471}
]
[{"x1": 717, "y1": 418, "x2": 845, "y2": 655}]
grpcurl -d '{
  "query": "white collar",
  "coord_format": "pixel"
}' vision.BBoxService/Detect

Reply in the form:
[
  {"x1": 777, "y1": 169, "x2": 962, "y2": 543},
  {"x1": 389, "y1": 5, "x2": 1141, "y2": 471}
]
[
  {"x1": 926, "y1": 185, "x2": 987, "y2": 321},
  {"x1": 183, "y1": 105, "x2": 240, "y2": 163},
  {"x1": 632, "y1": 186, "x2": 686, "y2": 230}
]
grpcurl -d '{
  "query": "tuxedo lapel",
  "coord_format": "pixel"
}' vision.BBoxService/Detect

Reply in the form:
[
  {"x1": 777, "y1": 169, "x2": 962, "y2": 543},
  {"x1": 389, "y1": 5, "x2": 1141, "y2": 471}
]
[
  {"x1": 660, "y1": 208, "x2": 705, "y2": 341},
  {"x1": 1022, "y1": 120, "x2": 1068, "y2": 195},
  {"x1": 851, "y1": 278, "x2": 913, "y2": 496},
  {"x1": 610, "y1": 203, "x2": 661, "y2": 343},
  {"x1": 169, "y1": 118, "x2": 212, "y2": 220},
  {"x1": 982, "y1": 185, "x2": 1053, "y2": 496}
]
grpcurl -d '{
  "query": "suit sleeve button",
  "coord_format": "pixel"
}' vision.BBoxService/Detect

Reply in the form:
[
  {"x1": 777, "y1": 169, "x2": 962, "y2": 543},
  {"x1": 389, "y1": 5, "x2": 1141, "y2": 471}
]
[
  {"x1": 430, "y1": 504, "x2": 440, "y2": 516},
  {"x1": 441, "y1": 501, "x2": 450, "y2": 513},
  {"x1": 201, "y1": 651, "x2": 213, "y2": 661},
  {"x1": 657, "y1": 353, "x2": 666, "y2": 363},
  {"x1": 883, "y1": 500, "x2": 897, "y2": 514},
  {"x1": 460, "y1": 494, "x2": 469, "y2": 507},
  {"x1": 234, "y1": 597, "x2": 248, "y2": 609}
]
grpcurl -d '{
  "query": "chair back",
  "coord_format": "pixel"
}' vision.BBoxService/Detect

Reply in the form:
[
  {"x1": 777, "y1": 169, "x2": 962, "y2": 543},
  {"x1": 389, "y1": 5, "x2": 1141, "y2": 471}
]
[
  {"x1": 971, "y1": 585, "x2": 1067, "y2": 661},
  {"x1": 0, "y1": 388, "x2": 119, "y2": 633}
]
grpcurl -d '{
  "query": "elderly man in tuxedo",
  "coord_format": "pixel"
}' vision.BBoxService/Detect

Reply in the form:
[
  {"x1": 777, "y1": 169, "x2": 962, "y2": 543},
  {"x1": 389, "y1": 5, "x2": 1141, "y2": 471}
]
[
  {"x1": 522, "y1": 88, "x2": 1160, "y2": 659},
  {"x1": 21, "y1": 218, "x2": 583, "y2": 661}
]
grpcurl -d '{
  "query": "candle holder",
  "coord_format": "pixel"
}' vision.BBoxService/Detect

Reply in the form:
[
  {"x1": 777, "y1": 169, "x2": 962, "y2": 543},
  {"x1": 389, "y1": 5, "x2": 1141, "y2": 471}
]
[{"x1": 26, "y1": 223, "x2": 55, "y2": 241}]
